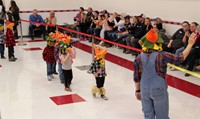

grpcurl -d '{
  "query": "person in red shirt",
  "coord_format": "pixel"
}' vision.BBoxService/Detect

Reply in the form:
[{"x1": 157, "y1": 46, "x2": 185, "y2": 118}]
[
  {"x1": 6, "y1": 21, "x2": 16, "y2": 61},
  {"x1": 43, "y1": 36, "x2": 56, "y2": 81}
]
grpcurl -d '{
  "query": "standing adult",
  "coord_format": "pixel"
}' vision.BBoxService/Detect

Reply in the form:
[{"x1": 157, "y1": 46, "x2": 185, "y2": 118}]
[
  {"x1": 0, "y1": 0, "x2": 6, "y2": 24},
  {"x1": 134, "y1": 28, "x2": 196, "y2": 119},
  {"x1": 7, "y1": 0, "x2": 20, "y2": 39}
]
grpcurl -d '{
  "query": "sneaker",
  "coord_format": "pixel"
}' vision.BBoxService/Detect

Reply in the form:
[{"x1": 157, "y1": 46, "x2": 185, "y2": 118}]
[
  {"x1": 1, "y1": 56, "x2": 6, "y2": 59},
  {"x1": 65, "y1": 87, "x2": 72, "y2": 92},
  {"x1": 47, "y1": 76, "x2": 52, "y2": 81},
  {"x1": 101, "y1": 95, "x2": 108, "y2": 100},
  {"x1": 185, "y1": 73, "x2": 190, "y2": 77},
  {"x1": 60, "y1": 80, "x2": 64, "y2": 84},
  {"x1": 9, "y1": 57, "x2": 16, "y2": 62},
  {"x1": 50, "y1": 74, "x2": 54, "y2": 79}
]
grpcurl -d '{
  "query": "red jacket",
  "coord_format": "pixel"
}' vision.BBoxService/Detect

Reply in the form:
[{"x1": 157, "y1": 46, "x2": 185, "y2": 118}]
[{"x1": 6, "y1": 29, "x2": 15, "y2": 47}]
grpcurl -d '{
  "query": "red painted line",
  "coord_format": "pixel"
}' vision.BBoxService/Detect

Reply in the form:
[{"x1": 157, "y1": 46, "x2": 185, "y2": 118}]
[{"x1": 24, "y1": 47, "x2": 42, "y2": 51}]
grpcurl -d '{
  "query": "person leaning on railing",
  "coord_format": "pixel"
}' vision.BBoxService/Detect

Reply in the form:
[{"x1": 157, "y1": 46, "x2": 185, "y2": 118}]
[
  {"x1": 29, "y1": 9, "x2": 46, "y2": 40},
  {"x1": 45, "y1": 11, "x2": 57, "y2": 34}
]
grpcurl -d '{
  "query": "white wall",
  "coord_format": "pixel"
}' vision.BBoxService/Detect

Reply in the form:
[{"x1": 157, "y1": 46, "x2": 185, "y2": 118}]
[
  {"x1": 2, "y1": 0, "x2": 200, "y2": 36},
  {"x1": 3, "y1": 0, "x2": 87, "y2": 36}
]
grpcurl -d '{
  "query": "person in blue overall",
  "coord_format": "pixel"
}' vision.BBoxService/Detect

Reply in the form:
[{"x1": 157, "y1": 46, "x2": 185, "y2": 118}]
[{"x1": 134, "y1": 28, "x2": 196, "y2": 119}]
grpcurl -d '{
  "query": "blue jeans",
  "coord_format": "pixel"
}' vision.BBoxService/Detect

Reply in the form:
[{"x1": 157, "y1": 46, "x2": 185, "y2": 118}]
[
  {"x1": 46, "y1": 62, "x2": 55, "y2": 76},
  {"x1": 141, "y1": 88, "x2": 169, "y2": 119},
  {"x1": 175, "y1": 47, "x2": 185, "y2": 65},
  {"x1": 58, "y1": 62, "x2": 64, "y2": 82}
]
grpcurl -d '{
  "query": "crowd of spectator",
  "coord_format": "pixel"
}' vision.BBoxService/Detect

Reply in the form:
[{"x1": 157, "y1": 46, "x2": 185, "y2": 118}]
[
  {"x1": 28, "y1": 7, "x2": 200, "y2": 77},
  {"x1": 68, "y1": 7, "x2": 200, "y2": 77}
]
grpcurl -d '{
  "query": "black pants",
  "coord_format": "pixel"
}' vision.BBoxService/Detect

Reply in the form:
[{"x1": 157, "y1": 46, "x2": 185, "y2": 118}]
[
  {"x1": 29, "y1": 25, "x2": 46, "y2": 38},
  {"x1": 8, "y1": 46, "x2": 14, "y2": 58},
  {"x1": 13, "y1": 23, "x2": 19, "y2": 39},
  {"x1": 47, "y1": 26, "x2": 56, "y2": 34},
  {"x1": 53, "y1": 62, "x2": 57, "y2": 73},
  {"x1": 62, "y1": 69, "x2": 73, "y2": 88},
  {"x1": 96, "y1": 77, "x2": 105, "y2": 88},
  {"x1": 186, "y1": 48, "x2": 200, "y2": 71},
  {"x1": 0, "y1": 44, "x2": 5, "y2": 57}
]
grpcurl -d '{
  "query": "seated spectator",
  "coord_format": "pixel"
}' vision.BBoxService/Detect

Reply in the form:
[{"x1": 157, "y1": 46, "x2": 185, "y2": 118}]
[
  {"x1": 112, "y1": 15, "x2": 131, "y2": 43},
  {"x1": 94, "y1": 14, "x2": 105, "y2": 37},
  {"x1": 45, "y1": 11, "x2": 57, "y2": 34},
  {"x1": 154, "y1": 17, "x2": 166, "y2": 35},
  {"x1": 124, "y1": 14, "x2": 147, "y2": 54},
  {"x1": 99, "y1": 13, "x2": 110, "y2": 45},
  {"x1": 181, "y1": 23, "x2": 199, "y2": 76},
  {"x1": 76, "y1": 12, "x2": 88, "y2": 40},
  {"x1": 29, "y1": 9, "x2": 46, "y2": 40},
  {"x1": 167, "y1": 21, "x2": 190, "y2": 53},
  {"x1": 102, "y1": 12, "x2": 120, "y2": 47},
  {"x1": 87, "y1": 10, "x2": 99, "y2": 42},
  {"x1": 76, "y1": 7, "x2": 93, "y2": 40},
  {"x1": 65, "y1": 7, "x2": 84, "y2": 38},
  {"x1": 74, "y1": 7, "x2": 84, "y2": 23},
  {"x1": 152, "y1": 23, "x2": 170, "y2": 52}
]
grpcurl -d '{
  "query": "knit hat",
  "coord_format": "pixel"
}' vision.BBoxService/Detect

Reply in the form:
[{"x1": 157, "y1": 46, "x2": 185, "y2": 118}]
[
  {"x1": 6, "y1": 21, "x2": 14, "y2": 30},
  {"x1": 141, "y1": 29, "x2": 164, "y2": 52},
  {"x1": 93, "y1": 44, "x2": 107, "y2": 60}
]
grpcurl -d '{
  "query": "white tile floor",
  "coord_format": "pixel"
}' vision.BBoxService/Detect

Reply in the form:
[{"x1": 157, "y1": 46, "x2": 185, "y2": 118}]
[{"x1": 0, "y1": 38, "x2": 200, "y2": 119}]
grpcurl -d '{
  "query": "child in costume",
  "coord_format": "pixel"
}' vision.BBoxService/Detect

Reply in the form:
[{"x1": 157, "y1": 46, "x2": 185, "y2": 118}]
[
  {"x1": 0, "y1": 24, "x2": 5, "y2": 59},
  {"x1": 5, "y1": 21, "x2": 16, "y2": 61},
  {"x1": 88, "y1": 44, "x2": 108, "y2": 100},
  {"x1": 134, "y1": 28, "x2": 196, "y2": 119},
  {"x1": 60, "y1": 38, "x2": 76, "y2": 91},
  {"x1": 42, "y1": 36, "x2": 56, "y2": 81}
]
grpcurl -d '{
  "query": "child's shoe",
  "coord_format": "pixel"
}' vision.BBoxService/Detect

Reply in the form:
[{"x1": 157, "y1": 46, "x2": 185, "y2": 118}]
[
  {"x1": 47, "y1": 76, "x2": 52, "y2": 81},
  {"x1": 1, "y1": 56, "x2": 6, "y2": 59},
  {"x1": 9, "y1": 57, "x2": 16, "y2": 62},
  {"x1": 65, "y1": 87, "x2": 72, "y2": 92},
  {"x1": 50, "y1": 74, "x2": 54, "y2": 79},
  {"x1": 101, "y1": 95, "x2": 108, "y2": 100}
]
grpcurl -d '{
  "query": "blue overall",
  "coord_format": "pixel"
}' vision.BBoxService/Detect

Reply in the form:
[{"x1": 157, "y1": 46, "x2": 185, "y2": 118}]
[{"x1": 140, "y1": 52, "x2": 169, "y2": 119}]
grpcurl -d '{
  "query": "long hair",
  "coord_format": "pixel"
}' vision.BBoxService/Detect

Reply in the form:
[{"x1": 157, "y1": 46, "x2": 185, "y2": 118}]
[
  {"x1": 10, "y1": 0, "x2": 19, "y2": 10},
  {"x1": 0, "y1": 0, "x2": 5, "y2": 13}
]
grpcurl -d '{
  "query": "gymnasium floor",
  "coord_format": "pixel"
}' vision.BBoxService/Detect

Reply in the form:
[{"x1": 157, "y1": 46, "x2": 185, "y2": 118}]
[{"x1": 0, "y1": 38, "x2": 200, "y2": 119}]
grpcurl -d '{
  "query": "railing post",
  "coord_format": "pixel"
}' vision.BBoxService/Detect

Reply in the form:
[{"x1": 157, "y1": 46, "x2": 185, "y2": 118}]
[{"x1": 18, "y1": 20, "x2": 27, "y2": 46}]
